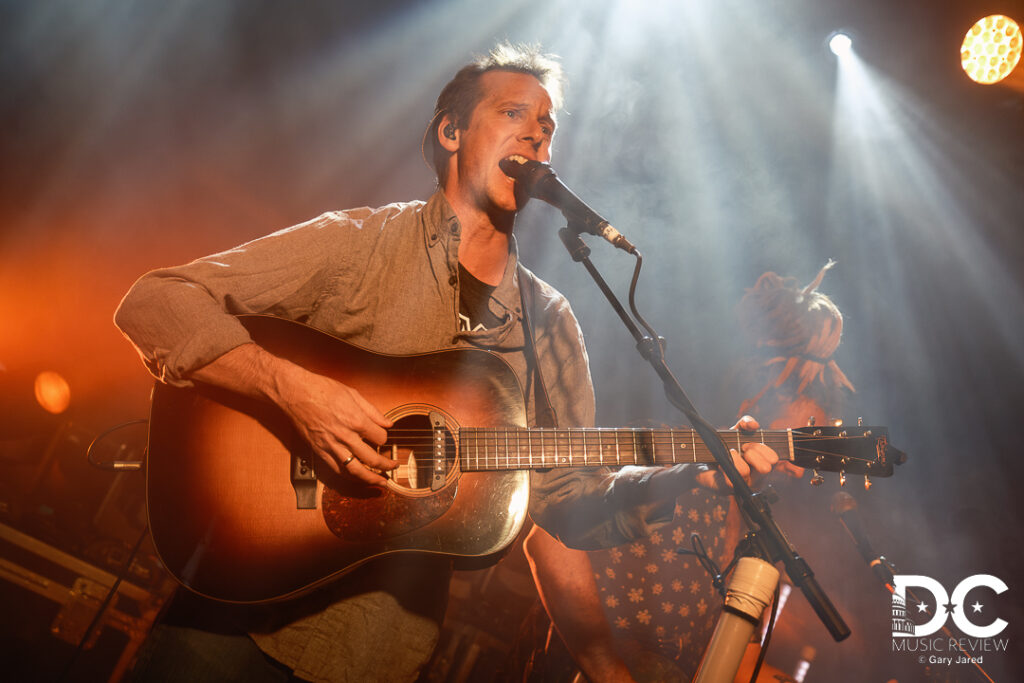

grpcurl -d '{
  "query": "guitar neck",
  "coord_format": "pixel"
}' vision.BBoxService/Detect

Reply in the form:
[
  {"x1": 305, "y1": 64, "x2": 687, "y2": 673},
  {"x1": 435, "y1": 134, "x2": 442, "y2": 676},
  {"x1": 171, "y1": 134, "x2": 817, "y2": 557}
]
[{"x1": 457, "y1": 427, "x2": 794, "y2": 471}]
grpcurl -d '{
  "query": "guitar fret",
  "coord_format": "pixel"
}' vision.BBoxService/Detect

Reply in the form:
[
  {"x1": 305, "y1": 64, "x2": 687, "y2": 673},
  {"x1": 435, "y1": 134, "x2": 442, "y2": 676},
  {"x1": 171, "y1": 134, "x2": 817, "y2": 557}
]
[
  {"x1": 692, "y1": 430, "x2": 697, "y2": 462},
  {"x1": 670, "y1": 430, "x2": 676, "y2": 463},
  {"x1": 460, "y1": 429, "x2": 466, "y2": 469}
]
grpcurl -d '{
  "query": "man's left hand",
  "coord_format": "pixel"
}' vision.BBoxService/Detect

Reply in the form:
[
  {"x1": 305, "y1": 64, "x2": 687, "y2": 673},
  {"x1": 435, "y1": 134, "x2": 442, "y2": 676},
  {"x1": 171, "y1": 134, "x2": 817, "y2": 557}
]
[{"x1": 695, "y1": 415, "x2": 783, "y2": 491}]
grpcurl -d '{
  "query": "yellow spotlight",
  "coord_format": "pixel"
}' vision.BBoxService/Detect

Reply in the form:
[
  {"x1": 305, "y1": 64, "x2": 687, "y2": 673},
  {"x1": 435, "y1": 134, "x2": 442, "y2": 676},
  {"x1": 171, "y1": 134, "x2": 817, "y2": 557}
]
[
  {"x1": 960, "y1": 15, "x2": 1022, "y2": 84},
  {"x1": 34, "y1": 371, "x2": 71, "y2": 415}
]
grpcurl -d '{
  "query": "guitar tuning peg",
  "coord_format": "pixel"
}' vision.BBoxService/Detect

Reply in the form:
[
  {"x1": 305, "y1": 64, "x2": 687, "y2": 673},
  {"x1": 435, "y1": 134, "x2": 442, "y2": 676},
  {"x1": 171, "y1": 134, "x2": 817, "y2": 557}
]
[
  {"x1": 810, "y1": 469, "x2": 824, "y2": 486},
  {"x1": 857, "y1": 416, "x2": 864, "y2": 426},
  {"x1": 831, "y1": 418, "x2": 843, "y2": 427},
  {"x1": 807, "y1": 416, "x2": 816, "y2": 426},
  {"x1": 864, "y1": 475, "x2": 872, "y2": 491},
  {"x1": 839, "y1": 470, "x2": 847, "y2": 487}
]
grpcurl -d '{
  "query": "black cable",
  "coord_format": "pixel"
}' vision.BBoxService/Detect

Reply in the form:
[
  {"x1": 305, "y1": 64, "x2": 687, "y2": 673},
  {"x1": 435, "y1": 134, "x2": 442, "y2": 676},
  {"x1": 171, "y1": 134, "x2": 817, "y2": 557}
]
[
  {"x1": 674, "y1": 533, "x2": 728, "y2": 598},
  {"x1": 86, "y1": 418, "x2": 148, "y2": 471},
  {"x1": 747, "y1": 581, "x2": 781, "y2": 683},
  {"x1": 626, "y1": 251, "x2": 661, "y2": 350}
]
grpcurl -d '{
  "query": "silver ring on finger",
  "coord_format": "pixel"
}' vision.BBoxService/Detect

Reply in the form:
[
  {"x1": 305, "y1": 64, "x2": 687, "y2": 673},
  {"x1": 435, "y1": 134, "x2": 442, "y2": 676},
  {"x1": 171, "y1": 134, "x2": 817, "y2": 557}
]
[{"x1": 341, "y1": 454, "x2": 356, "y2": 467}]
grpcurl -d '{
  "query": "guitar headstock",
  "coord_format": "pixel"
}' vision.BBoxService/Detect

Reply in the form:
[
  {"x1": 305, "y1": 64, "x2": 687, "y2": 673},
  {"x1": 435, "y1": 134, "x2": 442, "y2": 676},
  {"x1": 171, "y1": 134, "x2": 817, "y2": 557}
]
[{"x1": 790, "y1": 424, "x2": 906, "y2": 489}]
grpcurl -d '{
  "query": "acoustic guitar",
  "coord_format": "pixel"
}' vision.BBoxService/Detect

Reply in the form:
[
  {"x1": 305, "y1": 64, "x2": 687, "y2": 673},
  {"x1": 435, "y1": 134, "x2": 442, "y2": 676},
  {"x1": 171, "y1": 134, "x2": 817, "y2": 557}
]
[{"x1": 146, "y1": 315, "x2": 902, "y2": 603}]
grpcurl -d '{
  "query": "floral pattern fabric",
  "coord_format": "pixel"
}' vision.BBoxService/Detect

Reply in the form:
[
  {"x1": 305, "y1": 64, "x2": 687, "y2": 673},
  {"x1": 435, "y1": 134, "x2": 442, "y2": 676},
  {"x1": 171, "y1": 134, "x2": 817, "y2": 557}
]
[{"x1": 588, "y1": 488, "x2": 740, "y2": 677}]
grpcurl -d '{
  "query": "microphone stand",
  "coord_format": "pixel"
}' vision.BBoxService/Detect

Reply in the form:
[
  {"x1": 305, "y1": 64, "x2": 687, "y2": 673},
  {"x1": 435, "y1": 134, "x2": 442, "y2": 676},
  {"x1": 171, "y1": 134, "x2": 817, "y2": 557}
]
[{"x1": 556, "y1": 223, "x2": 851, "y2": 654}]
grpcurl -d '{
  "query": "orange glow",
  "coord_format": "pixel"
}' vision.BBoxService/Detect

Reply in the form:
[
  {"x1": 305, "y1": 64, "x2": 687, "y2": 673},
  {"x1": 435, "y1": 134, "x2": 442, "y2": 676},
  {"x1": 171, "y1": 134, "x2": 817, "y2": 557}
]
[
  {"x1": 34, "y1": 370, "x2": 71, "y2": 414},
  {"x1": 960, "y1": 15, "x2": 1022, "y2": 84}
]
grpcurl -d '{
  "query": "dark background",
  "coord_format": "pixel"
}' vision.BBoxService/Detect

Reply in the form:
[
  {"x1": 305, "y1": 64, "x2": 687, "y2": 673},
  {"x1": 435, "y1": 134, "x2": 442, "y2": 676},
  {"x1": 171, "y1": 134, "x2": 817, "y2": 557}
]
[{"x1": 1, "y1": 0, "x2": 1022, "y2": 680}]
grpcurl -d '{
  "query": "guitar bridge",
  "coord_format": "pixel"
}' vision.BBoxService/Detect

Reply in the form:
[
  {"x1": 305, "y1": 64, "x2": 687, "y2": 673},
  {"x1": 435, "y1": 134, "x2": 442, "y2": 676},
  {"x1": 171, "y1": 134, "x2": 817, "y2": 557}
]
[
  {"x1": 291, "y1": 452, "x2": 317, "y2": 509},
  {"x1": 429, "y1": 411, "x2": 447, "y2": 491}
]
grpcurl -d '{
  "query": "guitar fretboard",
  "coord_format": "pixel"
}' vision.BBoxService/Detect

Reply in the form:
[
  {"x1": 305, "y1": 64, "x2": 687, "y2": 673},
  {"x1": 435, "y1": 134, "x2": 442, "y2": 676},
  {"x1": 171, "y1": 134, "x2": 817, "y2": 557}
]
[{"x1": 457, "y1": 427, "x2": 795, "y2": 471}]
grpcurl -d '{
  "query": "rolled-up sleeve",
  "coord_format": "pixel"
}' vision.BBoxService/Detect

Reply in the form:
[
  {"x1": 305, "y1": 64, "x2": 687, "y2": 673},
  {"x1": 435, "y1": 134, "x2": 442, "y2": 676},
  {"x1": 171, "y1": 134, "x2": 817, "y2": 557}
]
[{"x1": 114, "y1": 212, "x2": 358, "y2": 387}]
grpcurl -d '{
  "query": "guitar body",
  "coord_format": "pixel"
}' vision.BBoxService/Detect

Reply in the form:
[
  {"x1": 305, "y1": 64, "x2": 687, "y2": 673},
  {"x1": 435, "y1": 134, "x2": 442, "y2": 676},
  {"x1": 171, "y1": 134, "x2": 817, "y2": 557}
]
[{"x1": 147, "y1": 315, "x2": 529, "y2": 604}]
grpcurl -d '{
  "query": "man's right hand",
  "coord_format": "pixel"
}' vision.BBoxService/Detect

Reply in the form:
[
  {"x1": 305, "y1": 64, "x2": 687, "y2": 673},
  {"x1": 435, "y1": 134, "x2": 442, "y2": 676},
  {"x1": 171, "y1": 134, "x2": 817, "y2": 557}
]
[
  {"x1": 271, "y1": 366, "x2": 395, "y2": 484},
  {"x1": 190, "y1": 342, "x2": 397, "y2": 485}
]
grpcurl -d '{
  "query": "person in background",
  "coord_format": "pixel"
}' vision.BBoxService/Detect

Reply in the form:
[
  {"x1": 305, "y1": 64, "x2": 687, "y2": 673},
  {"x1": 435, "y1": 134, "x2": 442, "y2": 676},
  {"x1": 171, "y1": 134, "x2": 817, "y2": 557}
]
[{"x1": 523, "y1": 261, "x2": 854, "y2": 682}]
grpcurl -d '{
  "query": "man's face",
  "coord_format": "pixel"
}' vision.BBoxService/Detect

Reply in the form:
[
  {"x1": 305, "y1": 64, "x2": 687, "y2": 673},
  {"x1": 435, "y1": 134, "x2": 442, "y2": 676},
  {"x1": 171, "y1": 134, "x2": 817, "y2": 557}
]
[{"x1": 449, "y1": 70, "x2": 556, "y2": 216}]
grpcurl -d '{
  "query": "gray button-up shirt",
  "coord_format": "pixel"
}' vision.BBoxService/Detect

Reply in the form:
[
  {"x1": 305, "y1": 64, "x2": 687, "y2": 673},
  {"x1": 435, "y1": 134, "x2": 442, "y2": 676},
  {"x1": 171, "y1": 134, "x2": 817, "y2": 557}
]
[{"x1": 115, "y1": 191, "x2": 693, "y2": 680}]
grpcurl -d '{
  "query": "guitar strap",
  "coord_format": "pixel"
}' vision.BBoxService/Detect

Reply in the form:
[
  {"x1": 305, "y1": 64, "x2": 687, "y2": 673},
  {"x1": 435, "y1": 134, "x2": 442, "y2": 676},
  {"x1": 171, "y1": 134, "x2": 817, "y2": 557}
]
[{"x1": 518, "y1": 265, "x2": 558, "y2": 430}]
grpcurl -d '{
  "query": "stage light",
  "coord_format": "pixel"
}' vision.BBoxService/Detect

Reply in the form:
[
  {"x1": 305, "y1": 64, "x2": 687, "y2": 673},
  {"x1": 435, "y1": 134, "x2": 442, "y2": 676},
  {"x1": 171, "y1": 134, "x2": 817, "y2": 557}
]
[
  {"x1": 960, "y1": 14, "x2": 1022, "y2": 84},
  {"x1": 828, "y1": 32, "x2": 853, "y2": 57},
  {"x1": 34, "y1": 371, "x2": 70, "y2": 415}
]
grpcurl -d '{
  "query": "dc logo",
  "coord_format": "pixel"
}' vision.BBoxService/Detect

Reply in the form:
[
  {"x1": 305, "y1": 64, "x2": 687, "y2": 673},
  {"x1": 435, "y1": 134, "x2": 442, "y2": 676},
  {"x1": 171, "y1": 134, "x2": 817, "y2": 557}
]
[{"x1": 891, "y1": 575, "x2": 1008, "y2": 638}]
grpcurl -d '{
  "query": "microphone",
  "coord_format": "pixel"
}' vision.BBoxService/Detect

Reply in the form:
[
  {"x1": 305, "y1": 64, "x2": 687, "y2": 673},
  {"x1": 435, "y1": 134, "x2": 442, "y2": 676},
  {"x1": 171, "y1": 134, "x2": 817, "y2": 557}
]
[
  {"x1": 499, "y1": 158, "x2": 636, "y2": 253},
  {"x1": 830, "y1": 491, "x2": 895, "y2": 589}
]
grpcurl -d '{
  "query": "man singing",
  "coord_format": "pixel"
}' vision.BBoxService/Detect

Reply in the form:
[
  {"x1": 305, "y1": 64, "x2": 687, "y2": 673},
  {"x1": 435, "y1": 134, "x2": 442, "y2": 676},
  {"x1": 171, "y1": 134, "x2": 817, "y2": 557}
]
[{"x1": 117, "y1": 42, "x2": 779, "y2": 682}]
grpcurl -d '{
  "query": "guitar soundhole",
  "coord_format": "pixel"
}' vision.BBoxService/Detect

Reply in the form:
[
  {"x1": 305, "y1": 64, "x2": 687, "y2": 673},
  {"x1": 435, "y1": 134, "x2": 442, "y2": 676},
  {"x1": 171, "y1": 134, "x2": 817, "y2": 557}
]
[{"x1": 381, "y1": 413, "x2": 457, "y2": 491}]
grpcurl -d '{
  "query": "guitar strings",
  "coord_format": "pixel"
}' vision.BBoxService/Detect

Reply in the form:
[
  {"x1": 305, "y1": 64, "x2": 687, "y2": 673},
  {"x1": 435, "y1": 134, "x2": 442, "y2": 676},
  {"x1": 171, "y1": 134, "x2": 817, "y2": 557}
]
[{"x1": 373, "y1": 429, "x2": 879, "y2": 465}]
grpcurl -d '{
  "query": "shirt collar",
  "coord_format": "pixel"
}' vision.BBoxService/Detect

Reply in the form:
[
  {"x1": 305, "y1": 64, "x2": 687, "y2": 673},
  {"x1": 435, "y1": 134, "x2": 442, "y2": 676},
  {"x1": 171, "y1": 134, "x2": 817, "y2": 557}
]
[{"x1": 425, "y1": 191, "x2": 524, "y2": 346}]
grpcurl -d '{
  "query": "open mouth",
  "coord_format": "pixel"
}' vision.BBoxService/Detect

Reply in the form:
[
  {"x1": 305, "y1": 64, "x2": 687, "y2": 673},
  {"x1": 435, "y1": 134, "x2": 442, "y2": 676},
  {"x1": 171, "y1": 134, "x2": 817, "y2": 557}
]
[
  {"x1": 500, "y1": 155, "x2": 530, "y2": 178},
  {"x1": 499, "y1": 156, "x2": 534, "y2": 205}
]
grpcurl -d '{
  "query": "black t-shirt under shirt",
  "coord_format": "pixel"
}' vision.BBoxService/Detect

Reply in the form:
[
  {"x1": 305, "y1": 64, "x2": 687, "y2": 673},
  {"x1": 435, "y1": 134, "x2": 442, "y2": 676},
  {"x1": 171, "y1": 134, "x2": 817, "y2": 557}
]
[{"x1": 458, "y1": 263, "x2": 504, "y2": 332}]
